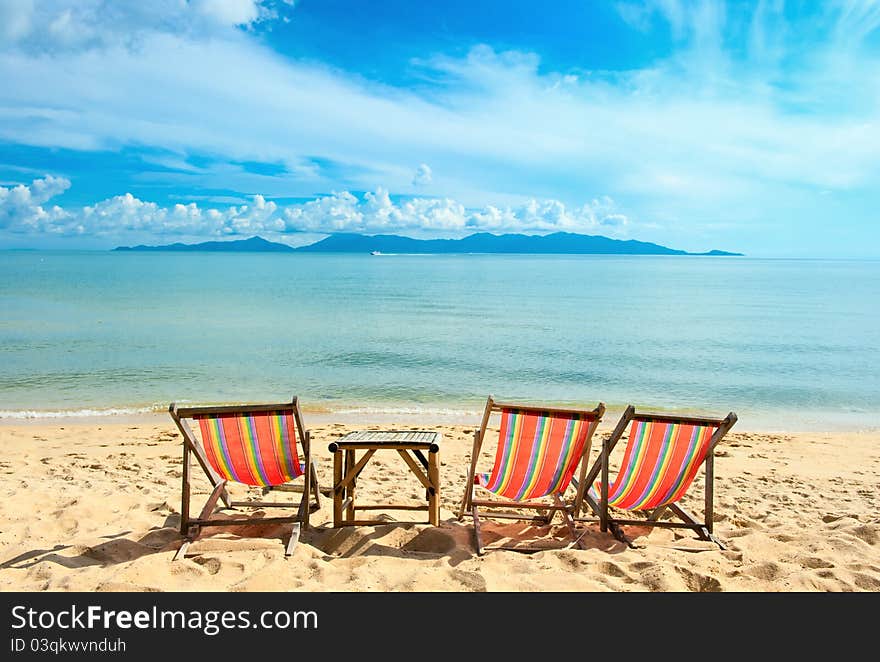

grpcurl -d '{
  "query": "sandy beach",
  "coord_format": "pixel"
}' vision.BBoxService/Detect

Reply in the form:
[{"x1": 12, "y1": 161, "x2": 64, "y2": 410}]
[{"x1": 0, "y1": 414, "x2": 877, "y2": 593}]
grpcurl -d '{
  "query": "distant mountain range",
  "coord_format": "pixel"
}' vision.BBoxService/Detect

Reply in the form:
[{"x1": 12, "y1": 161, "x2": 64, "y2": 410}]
[
  {"x1": 114, "y1": 236, "x2": 296, "y2": 252},
  {"x1": 114, "y1": 232, "x2": 742, "y2": 256}
]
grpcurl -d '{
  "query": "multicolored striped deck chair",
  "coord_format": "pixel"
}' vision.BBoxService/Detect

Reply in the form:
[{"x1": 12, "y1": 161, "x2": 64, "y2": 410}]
[
  {"x1": 168, "y1": 397, "x2": 321, "y2": 559},
  {"x1": 572, "y1": 405, "x2": 737, "y2": 548},
  {"x1": 456, "y1": 396, "x2": 605, "y2": 554}
]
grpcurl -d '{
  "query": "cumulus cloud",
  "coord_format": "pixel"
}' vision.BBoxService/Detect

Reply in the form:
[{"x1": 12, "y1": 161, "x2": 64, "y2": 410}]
[
  {"x1": 81, "y1": 194, "x2": 184, "y2": 235},
  {"x1": 77, "y1": 190, "x2": 281, "y2": 236},
  {"x1": 0, "y1": 175, "x2": 71, "y2": 230},
  {"x1": 0, "y1": 177, "x2": 628, "y2": 239},
  {"x1": 412, "y1": 163, "x2": 432, "y2": 187},
  {"x1": 476, "y1": 197, "x2": 628, "y2": 233},
  {"x1": 279, "y1": 188, "x2": 627, "y2": 236}
]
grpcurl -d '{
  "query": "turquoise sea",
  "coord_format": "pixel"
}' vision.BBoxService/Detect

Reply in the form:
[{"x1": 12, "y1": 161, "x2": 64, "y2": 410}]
[{"x1": 1, "y1": 251, "x2": 878, "y2": 430}]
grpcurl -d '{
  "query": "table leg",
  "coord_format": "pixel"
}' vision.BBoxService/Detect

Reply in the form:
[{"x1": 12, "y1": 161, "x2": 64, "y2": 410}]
[
  {"x1": 345, "y1": 449, "x2": 356, "y2": 522},
  {"x1": 428, "y1": 447, "x2": 440, "y2": 526},
  {"x1": 333, "y1": 449, "x2": 343, "y2": 528}
]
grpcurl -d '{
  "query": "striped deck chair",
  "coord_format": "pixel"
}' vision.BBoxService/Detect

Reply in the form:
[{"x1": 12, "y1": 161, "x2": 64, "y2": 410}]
[
  {"x1": 168, "y1": 397, "x2": 321, "y2": 559},
  {"x1": 457, "y1": 396, "x2": 605, "y2": 554},
  {"x1": 572, "y1": 405, "x2": 737, "y2": 548}
]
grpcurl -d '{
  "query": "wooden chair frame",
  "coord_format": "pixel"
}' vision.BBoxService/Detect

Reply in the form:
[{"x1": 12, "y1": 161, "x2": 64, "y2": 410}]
[
  {"x1": 168, "y1": 397, "x2": 321, "y2": 559},
  {"x1": 457, "y1": 395, "x2": 605, "y2": 554},
  {"x1": 572, "y1": 405, "x2": 737, "y2": 548}
]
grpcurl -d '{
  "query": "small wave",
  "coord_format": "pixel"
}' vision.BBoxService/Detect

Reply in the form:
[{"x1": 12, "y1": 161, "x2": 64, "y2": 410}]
[{"x1": 0, "y1": 405, "x2": 163, "y2": 419}]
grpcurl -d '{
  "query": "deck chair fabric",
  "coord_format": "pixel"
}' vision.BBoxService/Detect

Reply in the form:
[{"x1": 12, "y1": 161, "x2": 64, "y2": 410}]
[
  {"x1": 169, "y1": 397, "x2": 321, "y2": 559},
  {"x1": 194, "y1": 410, "x2": 305, "y2": 487},
  {"x1": 458, "y1": 396, "x2": 605, "y2": 554},
  {"x1": 574, "y1": 405, "x2": 737, "y2": 548},
  {"x1": 476, "y1": 408, "x2": 595, "y2": 500}
]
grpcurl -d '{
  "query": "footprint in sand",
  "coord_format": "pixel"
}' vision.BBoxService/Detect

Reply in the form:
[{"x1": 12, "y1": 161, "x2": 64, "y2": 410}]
[
  {"x1": 821, "y1": 513, "x2": 855, "y2": 523},
  {"x1": 851, "y1": 573, "x2": 880, "y2": 590},
  {"x1": 192, "y1": 556, "x2": 222, "y2": 575},
  {"x1": 746, "y1": 562, "x2": 785, "y2": 581},
  {"x1": 448, "y1": 569, "x2": 487, "y2": 591},
  {"x1": 675, "y1": 566, "x2": 724, "y2": 592},
  {"x1": 596, "y1": 560, "x2": 631, "y2": 579},
  {"x1": 797, "y1": 555, "x2": 835, "y2": 569}
]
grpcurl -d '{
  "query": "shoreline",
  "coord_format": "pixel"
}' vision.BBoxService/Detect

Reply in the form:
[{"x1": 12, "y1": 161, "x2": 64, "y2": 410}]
[{"x1": 1, "y1": 405, "x2": 877, "y2": 433}]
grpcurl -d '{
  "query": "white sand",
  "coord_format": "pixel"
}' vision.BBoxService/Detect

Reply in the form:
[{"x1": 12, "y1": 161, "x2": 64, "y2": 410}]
[{"x1": 1, "y1": 416, "x2": 878, "y2": 592}]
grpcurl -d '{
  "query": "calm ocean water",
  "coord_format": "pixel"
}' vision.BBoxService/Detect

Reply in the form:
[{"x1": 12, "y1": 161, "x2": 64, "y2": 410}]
[{"x1": 1, "y1": 251, "x2": 878, "y2": 430}]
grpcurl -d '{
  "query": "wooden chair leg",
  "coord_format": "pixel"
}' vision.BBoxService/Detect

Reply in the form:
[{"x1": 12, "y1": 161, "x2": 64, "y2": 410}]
[
  {"x1": 608, "y1": 521, "x2": 636, "y2": 548},
  {"x1": 174, "y1": 480, "x2": 226, "y2": 561},
  {"x1": 667, "y1": 503, "x2": 725, "y2": 549},
  {"x1": 296, "y1": 483, "x2": 309, "y2": 528},
  {"x1": 555, "y1": 494, "x2": 586, "y2": 550},
  {"x1": 198, "y1": 480, "x2": 228, "y2": 521},
  {"x1": 582, "y1": 493, "x2": 601, "y2": 518},
  {"x1": 668, "y1": 503, "x2": 703, "y2": 531},
  {"x1": 536, "y1": 507, "x2": 555, "y2": 525},
  {"x1": 310, "y1": 461, "x2": 321, "y2": 509},
  {"x1": 458, "y1": 430, "x2": 482, "y2": 521},
  {"x1": 648, "y1": 506, "x2": 668, "y2": 522}
]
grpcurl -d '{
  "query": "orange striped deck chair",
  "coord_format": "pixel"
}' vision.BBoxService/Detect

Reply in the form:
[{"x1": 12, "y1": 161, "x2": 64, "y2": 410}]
[
  {"x1": 457, "y1": 396, "x2": 605, "y2": 554},
  {"x1": 572, "y1": 405, "x2": 737, "y2": 548},
  {"x1": 168, "y1": 397, "x2": 321, "y2": 559}
]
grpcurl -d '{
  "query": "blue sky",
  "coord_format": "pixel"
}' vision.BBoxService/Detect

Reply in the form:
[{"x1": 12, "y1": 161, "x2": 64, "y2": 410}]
[{"x1": 1, "y1": 0, "x2": 879, "y2": 256}]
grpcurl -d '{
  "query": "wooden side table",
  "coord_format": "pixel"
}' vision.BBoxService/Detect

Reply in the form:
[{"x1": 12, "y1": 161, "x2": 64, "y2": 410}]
[{"x1": 328, "y1": 430, "x2": 441, "y2": 527}]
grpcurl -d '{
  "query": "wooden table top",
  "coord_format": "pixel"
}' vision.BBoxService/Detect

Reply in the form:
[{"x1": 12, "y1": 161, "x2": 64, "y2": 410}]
[{"x1": 330, "y1": 430, "x2": 441, "y2": 447}]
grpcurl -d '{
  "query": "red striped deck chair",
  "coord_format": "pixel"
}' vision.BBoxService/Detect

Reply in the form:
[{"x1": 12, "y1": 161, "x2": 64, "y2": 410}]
[
  {"x1": 572, "y1": 405, "x2": 737, "y2": 548},
  {"x1": 168, "y1": 397, "x2": 321, "y2": 559},
  {"x1": 456, "y1": 396, "x2": 605, "y2": 554}
]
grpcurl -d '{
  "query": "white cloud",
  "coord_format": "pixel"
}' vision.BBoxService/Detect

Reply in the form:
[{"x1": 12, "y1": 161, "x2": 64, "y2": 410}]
[
  {"x1": 25, "y1": 173, "x2": 69, "y2": 204},
  {"x1": 0, "y1": 177, "x2": 628, "y2": 239},
  {"x1": 81, "y1": 193, "x2": 181, "y2": 235},
  {"x1": 4, "y1": 4, "x2": 879, "y2": 206},
  {"x1": 615, "y1": 0, "x2": 718, "y2": 43},
  {"x1": 281, "y1": 188, "x2": 629, "y2": 235},
  {"x1": 412, "y1": 163, "x2": 432, "y2": 186},
  {"x1": 0, "y1": 175, "x2": 71, "y2": 230},
  {"x1": 193, "y1": 0, "x2": 263, "y2": 27},
  {"x1": 0, "y1": 0, "x2": 281, "y2": 52},
  {"x1": 1, "y1": 3, "x2": 880, "y2": 253},
  {"x1": 224, "y1": 194, "x2": 282, "y2": 234},
  {"x1": 76, "y1": 190, "x2": 281, "y2": 236}
]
